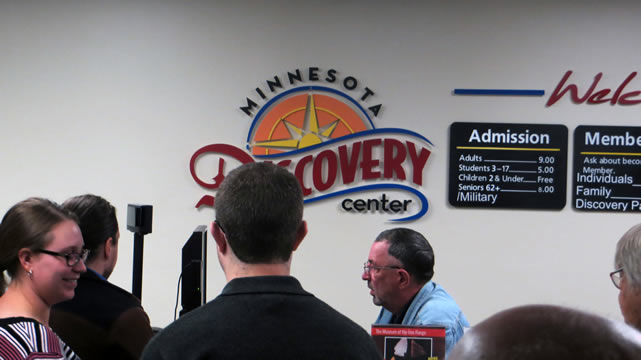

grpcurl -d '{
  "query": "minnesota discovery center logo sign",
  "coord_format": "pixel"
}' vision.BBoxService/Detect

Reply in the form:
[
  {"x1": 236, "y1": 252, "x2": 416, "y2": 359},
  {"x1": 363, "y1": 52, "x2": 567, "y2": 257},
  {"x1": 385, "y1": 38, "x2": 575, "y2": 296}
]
[{"x1": 190, "y1": 67, "x2": 433, "y2": 221}]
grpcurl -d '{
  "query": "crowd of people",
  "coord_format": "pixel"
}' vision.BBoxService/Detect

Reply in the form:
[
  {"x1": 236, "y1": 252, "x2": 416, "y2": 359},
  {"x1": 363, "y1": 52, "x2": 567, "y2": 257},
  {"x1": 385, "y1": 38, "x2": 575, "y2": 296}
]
[{"x1": 1, "y1": 161, "x2": 640, "y2": 359}]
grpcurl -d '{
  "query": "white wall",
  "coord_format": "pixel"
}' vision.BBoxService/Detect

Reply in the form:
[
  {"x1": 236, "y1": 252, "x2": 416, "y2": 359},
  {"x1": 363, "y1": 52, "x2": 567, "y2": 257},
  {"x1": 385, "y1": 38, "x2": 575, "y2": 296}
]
[{"x1": 2, "y1": 0, "x2": 640, "y2": 330}]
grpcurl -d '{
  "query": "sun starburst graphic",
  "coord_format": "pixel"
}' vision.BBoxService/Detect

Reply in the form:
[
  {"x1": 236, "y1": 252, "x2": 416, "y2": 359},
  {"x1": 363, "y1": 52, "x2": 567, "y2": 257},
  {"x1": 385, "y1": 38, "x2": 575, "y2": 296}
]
[{"x1": 248, "y1": 91, "x2": 370, "y2": 155}]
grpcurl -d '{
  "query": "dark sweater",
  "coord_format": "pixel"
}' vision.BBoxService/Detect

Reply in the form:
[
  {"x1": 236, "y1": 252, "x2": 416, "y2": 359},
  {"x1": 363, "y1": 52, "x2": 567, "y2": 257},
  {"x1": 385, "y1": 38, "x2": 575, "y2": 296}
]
[
  {"x1": 142, "y1": 276, "x2": 381, "y2": 360},
  {"x1": 50, "y1": 270, "x2": 153, "y2": 360}
]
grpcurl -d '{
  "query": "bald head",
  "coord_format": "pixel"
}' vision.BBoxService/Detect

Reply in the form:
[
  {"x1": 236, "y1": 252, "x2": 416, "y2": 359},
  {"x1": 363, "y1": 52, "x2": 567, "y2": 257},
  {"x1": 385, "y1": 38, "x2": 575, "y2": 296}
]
[{"x1": 449, "y1": 305, "x2": 641, "y2": 360}]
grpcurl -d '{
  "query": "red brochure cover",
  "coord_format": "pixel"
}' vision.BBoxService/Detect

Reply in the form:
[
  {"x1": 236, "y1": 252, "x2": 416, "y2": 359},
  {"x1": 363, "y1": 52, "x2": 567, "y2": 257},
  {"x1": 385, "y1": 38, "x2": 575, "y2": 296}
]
[{"x1": 371, "y1": 325, "x2": 446, "y2": 360}]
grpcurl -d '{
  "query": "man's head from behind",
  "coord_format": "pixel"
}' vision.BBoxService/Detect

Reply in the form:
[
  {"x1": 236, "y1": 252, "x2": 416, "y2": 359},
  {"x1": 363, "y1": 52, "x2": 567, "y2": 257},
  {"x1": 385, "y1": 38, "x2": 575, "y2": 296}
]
[
  {"x1": 213, "y1": 162, "x2": 305, "y2": 264},
  {"x1": 62, "y1": 194, "x2": 119, "y2": 279},
  {"x1": 614, "y1": 222, "x2": 641, "y2": 331},
  {"x1": 362, "y1": 228, "x2": 434, "y2": 314},
  {"x1": 450, "y1": 304, "x2": 641, "y2": 360}
]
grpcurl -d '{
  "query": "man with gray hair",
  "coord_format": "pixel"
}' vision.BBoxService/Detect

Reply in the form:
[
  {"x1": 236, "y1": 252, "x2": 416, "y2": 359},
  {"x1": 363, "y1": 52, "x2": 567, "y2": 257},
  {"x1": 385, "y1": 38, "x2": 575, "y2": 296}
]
[
  {"x1": 611, "y1": 222, "x2": 641, "y2": 331},
  {"x1": 362, "y1": 228, "x2": 468, "y2": 357}
]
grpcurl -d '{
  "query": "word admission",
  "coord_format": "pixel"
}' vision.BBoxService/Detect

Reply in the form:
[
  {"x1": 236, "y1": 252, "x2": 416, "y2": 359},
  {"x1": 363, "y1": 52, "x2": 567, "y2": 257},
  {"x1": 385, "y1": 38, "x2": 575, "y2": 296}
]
[
  {"x1": 468, "y1": 129, "x2": 550, "y2": 145},
  {"x1": 449, "y1": 122, "x2": 567, "y2": 210}
]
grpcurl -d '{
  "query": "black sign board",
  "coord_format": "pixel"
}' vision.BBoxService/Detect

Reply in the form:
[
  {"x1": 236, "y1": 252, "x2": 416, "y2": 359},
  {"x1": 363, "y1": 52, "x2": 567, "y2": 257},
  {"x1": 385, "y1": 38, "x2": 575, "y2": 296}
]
[
  {"x1": 449, "y1": 122, "x2": 568, "y2": 209},
  {"x1": 573, "y1": 125, "x2": 641, "y2": 212}
]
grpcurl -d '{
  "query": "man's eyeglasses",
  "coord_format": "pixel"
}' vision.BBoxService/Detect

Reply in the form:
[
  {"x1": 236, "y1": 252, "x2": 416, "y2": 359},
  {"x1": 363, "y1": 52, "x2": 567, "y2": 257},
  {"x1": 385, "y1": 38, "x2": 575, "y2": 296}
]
[
  {"x1": 363, "y1": 262, "x2": 402, "y2": 274},
  {"x1": 610, "y1": 268, "x2": 623, "y2": 289},
  {"x1": 36, "y1": 248, "x2": 90, "y2": 267}
]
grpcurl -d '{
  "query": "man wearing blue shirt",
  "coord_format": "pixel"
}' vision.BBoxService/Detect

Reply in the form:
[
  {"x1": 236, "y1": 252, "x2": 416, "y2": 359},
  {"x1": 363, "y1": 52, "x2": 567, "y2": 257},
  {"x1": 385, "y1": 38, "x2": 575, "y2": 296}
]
[{"x1": 363, "y1": 228, "x2": 469, "y2": 358}]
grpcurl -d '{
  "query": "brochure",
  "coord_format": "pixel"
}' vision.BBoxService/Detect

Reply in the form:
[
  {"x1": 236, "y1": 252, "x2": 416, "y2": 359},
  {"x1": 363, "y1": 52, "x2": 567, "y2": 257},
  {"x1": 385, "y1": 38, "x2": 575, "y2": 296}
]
[{"x1": 371, "y1": 324, "x2": 446, "y2": 360}]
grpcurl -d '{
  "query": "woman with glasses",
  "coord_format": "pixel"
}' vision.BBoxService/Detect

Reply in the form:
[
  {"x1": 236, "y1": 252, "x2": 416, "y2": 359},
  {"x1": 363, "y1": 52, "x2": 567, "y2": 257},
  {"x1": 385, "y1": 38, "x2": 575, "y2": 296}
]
[{"x1": 0, "y1": 197, "x2": 86, "y2": 359}]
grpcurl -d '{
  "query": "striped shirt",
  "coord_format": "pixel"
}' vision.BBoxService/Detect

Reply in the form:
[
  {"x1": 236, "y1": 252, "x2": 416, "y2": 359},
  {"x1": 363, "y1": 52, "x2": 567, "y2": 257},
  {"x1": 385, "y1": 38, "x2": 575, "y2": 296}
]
[{"x1": 0, "y1": 317, "x2": 80, "y2": 360}]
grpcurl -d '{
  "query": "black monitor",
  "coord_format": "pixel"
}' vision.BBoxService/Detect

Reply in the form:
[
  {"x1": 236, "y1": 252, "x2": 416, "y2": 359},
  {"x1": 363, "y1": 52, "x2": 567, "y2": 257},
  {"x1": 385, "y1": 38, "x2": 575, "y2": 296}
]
[{"x1": 179, "y1": 225, "x2": 207, "y2": 317}]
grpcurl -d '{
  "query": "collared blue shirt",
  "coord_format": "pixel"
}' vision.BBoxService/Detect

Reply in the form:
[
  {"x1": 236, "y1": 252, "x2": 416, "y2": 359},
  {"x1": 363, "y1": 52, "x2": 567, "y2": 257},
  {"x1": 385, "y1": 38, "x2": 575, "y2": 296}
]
[
  {"x1": 375, "y1": 280, "x2": 469, "y2": 358},
  {"x1": 86, "y1": 267, "x2": 107, "y2": 281}
]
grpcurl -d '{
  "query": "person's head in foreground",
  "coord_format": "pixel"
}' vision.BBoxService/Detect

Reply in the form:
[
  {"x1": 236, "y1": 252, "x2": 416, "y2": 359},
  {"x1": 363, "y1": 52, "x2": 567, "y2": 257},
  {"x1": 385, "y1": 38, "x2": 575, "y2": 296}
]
[
  {"x1": 211, "y1": 161, "x2": 307, "y2": 277},
  {"x1": 141, "y1": 162, "x2": 381, "y2": 360},
  {"x1": 449, "y1": 304, "x2": 641, "y2": 360},
  {"x1": 613, "y1": 222, "x2": 641, "y2": 331}
]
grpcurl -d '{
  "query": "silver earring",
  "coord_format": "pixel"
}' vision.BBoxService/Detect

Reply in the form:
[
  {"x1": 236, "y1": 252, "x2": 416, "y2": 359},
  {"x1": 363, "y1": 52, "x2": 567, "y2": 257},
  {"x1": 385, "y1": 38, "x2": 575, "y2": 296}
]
[{"x1": 28, "y1": 269, "x2": 33, "y2": 277}]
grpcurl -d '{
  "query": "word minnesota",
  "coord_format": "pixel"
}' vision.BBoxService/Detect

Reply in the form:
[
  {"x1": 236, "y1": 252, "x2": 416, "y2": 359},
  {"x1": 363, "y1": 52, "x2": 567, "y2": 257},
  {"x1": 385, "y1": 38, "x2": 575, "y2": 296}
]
[{"x1": 469, "y1": 129, "x2": 550, "y2": 145}]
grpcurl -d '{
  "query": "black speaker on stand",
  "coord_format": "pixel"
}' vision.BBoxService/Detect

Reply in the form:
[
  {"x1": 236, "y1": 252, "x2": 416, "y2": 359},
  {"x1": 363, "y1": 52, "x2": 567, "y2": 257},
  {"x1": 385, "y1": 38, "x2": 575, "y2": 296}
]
[{"x1": 126, "y1": 204, "x2": 153, "y2": 301}]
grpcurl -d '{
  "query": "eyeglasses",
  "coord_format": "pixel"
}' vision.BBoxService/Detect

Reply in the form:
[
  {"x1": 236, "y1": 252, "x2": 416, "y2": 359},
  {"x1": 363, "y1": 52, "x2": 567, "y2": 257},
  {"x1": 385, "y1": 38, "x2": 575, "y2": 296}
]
[
  {"x1": 610, "y1": 268, "x2": 623, "y2": 289},
  {"x1": 363, "y1": 262, "x2": 402, "y2": 274},
  {"x1": 36, "y1": 248, "x2": 89, "y2": 267}
]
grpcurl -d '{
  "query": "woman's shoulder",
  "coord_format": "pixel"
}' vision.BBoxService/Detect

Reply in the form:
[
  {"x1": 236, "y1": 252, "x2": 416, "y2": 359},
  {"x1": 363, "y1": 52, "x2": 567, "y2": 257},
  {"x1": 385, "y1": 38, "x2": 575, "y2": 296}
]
[
  {"x1": 0, "y1": 316, "x2": 81, "y2": 360},
  {"x1": 0, "y1": 315, "x2": 40, "y2": 325}
]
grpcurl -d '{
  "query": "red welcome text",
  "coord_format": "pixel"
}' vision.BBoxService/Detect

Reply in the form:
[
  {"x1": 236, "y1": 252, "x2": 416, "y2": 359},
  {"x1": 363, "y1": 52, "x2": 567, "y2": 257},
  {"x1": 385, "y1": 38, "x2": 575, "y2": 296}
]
[{"x1": 546, "y1": 71, "x2": 641, "y2": 106}]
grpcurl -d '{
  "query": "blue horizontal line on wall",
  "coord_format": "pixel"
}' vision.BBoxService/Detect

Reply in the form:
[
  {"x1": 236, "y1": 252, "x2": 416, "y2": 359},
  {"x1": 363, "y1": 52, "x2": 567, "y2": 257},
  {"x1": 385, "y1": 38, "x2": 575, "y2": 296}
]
[{"x1": 453, "y1": 89, "x2": 545, "y2": 96}]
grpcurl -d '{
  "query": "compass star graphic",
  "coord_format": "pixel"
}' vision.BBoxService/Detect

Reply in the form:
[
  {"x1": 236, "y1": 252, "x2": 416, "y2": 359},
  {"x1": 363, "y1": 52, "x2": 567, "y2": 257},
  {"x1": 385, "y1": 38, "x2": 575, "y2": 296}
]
[
  {"x1": 253, "y1": 94, "x2": 339, "y2": 151},
  {"x1": 248, "y1": 91, "x2": 370, "y2": 155}
]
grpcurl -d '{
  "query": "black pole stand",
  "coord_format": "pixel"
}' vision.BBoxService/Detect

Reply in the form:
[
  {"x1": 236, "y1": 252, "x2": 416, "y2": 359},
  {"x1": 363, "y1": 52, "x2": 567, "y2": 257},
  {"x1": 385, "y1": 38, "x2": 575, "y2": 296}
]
[
  {"x1": 132, "y1": 232, "x2": 144, "y2": 300},
  {"x1": 126, "y1": 203, "x2": 152, "y2": 301}
]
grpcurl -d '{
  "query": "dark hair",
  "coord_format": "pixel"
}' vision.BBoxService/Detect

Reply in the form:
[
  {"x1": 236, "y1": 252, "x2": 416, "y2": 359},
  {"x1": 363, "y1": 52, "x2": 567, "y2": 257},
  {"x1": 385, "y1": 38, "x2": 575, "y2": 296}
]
[
  {"x1": 0, "y1": 197, "x2": 77, "y2": 293},
  {"x1": 215, "y1": 162, "x2": 304, "y2": 263},
  {"x1": 451, "y1": 305, "x2": 641, "y2": 359},
  {"x1": 62, "y1": 194, "x2": 118, "y2": 262},
  {"x1": 375, "y1": 228, "x2": 434, "y2": 284}
]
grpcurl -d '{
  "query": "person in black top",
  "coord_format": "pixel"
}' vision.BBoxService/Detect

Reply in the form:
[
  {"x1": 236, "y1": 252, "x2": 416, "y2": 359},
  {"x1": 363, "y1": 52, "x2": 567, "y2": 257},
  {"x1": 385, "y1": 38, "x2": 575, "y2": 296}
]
[
  {"x1": 50, "y1": 194, "x2": 153, "y2": 360},
  {"x1": 142, "y1": 162, "x2": 381, "y2": 360}
]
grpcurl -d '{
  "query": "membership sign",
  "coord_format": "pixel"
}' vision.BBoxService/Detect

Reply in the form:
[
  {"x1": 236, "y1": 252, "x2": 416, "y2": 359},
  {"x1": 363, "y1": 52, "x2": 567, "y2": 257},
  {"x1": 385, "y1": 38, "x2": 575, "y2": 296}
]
[
  {"x1": 573, "y1": 125, "x2": 641, "y2": 212},
  {"x1": 449, "y1": 122, "x2": 568, "y2": 209}
]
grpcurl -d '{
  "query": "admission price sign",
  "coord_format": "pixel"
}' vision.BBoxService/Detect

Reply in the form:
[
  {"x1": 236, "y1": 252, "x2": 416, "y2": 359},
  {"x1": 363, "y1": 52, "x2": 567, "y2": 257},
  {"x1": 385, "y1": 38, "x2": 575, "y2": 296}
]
[
  {"x1": 573, "y1": 125, "x2": 641, "y2": 212},
  {"x1": 449, "y1": 122, "x2": 568, "y2": 209}
]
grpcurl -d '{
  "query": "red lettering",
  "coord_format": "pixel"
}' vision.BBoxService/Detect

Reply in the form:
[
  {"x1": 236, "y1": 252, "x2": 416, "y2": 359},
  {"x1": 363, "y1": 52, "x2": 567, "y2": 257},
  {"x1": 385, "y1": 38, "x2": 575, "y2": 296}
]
[
  {"x1": 338, "y1": 143, "x2": 361, "y2": 184},
  {"x1": 361, "y1": 139, "x2": 382, "y2": 180},
  {"x1": 548, "y1": 71, "x2": 641, "y2": 106},
  {"x1": 191, "y1": 136, "x2": 432, "y2": 205},
  {"x1": 294, "y1": 155, "x2": 313, "y2": 196},
  {"x1": 407, "y1": 142, "x2": 431, "y2": 185},
  {"x1": 313, "y1": 150, "x2": 337, "y2": 191},
  {"x1": 619, "y1": 91, "x2": 641, "y2": 105},
  {"x1": 383, "y1": 139, "x2": 407, "y2": 180},
  {"x1": 546, "y1": 71, "x2": 601, "y2": 106},
  {"x1": 195, "y1": 195, "x2": 215, "y2": 209},
  {"x1": 613, "y1": 72, "x2": 641, "y2": 105},
  {"x1": 587, "y1": 89, "x2": 611, "y2": 104},
  {"x1": 189, "y1": 144, "x2": 254, "y2": 189}
]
